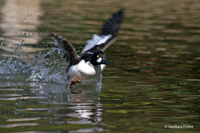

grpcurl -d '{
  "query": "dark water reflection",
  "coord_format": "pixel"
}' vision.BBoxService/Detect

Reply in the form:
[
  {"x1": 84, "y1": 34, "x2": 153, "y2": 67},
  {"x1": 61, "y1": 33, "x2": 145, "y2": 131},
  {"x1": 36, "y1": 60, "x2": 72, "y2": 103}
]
[{"x1": 1, "y1": 0, "x2": 200, "y2": 132}]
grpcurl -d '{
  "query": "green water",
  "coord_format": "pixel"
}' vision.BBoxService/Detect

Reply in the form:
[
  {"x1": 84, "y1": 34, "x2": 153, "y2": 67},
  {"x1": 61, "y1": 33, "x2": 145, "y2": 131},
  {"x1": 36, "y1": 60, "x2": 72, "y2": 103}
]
[{"x1": 0, "y1": 0, "x2": 200, "y2": 132}]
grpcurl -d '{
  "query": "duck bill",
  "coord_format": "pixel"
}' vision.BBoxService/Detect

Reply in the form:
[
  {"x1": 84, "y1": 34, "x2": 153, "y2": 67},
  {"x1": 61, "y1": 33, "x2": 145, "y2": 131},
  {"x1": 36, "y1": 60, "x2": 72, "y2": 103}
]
[{"x1": 101, "y1": 59, "x2": 109, "y2": 65}]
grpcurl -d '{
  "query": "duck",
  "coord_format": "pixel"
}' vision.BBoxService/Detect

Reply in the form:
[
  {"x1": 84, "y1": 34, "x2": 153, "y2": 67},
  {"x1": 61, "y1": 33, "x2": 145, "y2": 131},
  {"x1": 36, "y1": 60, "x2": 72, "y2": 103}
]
[{"x1": 49, "y1": 9, "x2": 123, "y2": 86}]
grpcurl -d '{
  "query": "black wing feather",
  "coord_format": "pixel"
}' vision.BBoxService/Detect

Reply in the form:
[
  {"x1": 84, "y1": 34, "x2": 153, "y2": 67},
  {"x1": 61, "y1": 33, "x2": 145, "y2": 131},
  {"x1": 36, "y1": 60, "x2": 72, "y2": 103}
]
[
  {"x1": 82, "y1": 9, "x2": 123, "y2": 53},
  {"x1": 100, "y1": 9, "x2": 123, "y2": 36},
  {"x1": 49, "y1": 33, "x2": 80, "y2": 72}
]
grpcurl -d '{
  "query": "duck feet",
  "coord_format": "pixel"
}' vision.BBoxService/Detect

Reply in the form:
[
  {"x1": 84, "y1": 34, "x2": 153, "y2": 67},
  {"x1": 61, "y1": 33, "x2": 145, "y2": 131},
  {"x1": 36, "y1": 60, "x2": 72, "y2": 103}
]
[{"x1": 69, "y1": 79, "x2": 82, "y2": 94}]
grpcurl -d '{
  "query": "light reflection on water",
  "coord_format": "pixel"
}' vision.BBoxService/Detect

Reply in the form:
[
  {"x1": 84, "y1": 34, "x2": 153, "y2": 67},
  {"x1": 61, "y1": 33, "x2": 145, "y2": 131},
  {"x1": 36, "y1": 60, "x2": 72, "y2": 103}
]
[
  {"x1": 0, "y1": 77, "x2": 103, "y2": 132},
  {"x1": 0, "y1": 0, "x2": 200, "y2": 132}
]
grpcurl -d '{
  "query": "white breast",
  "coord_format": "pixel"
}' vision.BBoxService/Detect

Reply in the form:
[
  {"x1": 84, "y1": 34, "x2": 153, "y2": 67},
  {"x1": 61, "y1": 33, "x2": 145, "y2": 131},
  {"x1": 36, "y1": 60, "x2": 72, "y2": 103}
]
[{"x1": 68, "y1": 60, "x2": 106, "y2": 82}]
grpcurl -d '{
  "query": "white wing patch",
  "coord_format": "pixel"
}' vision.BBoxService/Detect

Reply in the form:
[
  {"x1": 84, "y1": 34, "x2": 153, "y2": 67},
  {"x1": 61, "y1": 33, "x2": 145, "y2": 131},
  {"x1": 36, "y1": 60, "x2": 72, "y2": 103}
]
[{"x1": 82, "y1": 34, "x2": 112, "y2": 53}]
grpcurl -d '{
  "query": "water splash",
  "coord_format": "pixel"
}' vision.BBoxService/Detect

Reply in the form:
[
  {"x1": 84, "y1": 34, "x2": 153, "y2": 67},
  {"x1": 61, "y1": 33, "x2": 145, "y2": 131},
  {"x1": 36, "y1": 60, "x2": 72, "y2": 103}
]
[
  {"x1": 0, "y1": 44, "x2": 68, "y2": 84},
  {"x1": 27, "y1": 48, "x2": 68, "y2": 84},
  {"x1": 0, "y1": 41, "x2": 104, "y2": 86},
  {"x1": 0, "y1": 42, "x2": 25, "y2": 74}
]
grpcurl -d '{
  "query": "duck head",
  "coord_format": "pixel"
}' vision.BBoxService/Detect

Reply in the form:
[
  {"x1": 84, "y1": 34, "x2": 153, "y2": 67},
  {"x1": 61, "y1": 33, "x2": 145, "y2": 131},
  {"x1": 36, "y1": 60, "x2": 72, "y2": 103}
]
[{"x1": 90, "y1": 51, "x2": 109, "y2": 66}]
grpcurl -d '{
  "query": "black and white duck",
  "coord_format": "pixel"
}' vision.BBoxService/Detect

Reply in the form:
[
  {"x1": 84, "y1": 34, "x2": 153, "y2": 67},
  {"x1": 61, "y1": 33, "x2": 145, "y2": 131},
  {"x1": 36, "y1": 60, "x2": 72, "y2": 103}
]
[{"x1": 49, "y1": 9, "x2": 123, "y2": 85}]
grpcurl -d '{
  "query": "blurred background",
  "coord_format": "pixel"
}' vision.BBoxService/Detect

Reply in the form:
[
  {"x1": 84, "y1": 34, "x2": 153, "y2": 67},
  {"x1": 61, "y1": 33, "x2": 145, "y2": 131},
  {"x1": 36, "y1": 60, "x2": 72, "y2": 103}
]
[{"x1": 0, "y1": 0, "x2": 200, "y2": 132}]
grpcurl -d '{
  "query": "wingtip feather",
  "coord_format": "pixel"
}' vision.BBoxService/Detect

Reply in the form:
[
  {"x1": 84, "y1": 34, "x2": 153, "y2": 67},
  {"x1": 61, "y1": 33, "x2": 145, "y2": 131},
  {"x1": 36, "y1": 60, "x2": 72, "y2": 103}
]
[{"x1": 100, "y1": 9, "x2": 123, "y2": 36}]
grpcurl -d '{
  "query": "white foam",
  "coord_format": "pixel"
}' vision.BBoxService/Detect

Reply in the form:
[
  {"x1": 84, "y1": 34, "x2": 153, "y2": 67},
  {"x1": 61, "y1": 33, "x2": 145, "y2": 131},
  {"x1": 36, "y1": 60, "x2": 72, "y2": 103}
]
[{"x1": 0, "y1": 48, "x2": 68, "y2": 84}]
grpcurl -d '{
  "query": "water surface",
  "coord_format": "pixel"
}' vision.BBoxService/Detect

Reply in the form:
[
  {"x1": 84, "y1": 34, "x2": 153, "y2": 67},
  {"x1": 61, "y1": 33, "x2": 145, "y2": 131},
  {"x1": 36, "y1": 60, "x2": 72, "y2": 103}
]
[{"x1": 0, "y1": 0, "x2": 200, "y2": 132}]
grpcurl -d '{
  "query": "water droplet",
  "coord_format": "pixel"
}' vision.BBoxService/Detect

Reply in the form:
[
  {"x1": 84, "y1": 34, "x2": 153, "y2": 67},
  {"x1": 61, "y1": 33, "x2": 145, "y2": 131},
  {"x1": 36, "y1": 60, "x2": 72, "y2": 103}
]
[{"x1": 16, "y1": 54, "x2": 20, "y2": 57}]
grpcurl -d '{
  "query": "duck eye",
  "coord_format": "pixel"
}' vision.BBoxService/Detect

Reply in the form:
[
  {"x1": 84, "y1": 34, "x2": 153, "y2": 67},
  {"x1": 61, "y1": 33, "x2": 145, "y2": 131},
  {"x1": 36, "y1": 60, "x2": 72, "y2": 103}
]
[{"x1": 97, "y1": 55, "x2": 99, "y2": 58}]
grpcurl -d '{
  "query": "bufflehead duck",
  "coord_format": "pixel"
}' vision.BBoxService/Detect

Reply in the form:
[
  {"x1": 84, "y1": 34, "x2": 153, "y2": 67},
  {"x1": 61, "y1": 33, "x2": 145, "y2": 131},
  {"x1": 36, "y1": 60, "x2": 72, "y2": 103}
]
[{"x1": 50, "y1": 9, "x2": 123, "y2": 85}]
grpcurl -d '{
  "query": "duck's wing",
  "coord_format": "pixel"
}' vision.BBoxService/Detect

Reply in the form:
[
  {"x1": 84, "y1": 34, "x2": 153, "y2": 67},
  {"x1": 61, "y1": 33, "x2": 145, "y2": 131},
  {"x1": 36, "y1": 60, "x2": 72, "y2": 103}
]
[
  {"x1": 49, "y1": 33, "x2": 80, "y2": 71},
  {"x1": 81, "y1": 9, "x2": 123, "y2": 54}
]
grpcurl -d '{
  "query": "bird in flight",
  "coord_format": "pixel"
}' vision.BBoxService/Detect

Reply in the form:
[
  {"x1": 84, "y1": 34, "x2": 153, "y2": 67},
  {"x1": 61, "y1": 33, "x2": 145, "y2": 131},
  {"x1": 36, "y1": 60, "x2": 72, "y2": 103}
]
[{"x1": 50, "y1": 9, "x2": 123, "y2": 86}]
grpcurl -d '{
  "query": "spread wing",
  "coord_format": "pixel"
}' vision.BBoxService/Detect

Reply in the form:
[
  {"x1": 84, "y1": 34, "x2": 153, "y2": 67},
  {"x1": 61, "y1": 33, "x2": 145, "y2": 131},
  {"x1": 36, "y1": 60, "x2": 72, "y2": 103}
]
[
  {"x1": 49, "y1": 33, "x2": 80, "y2": 71},
  {"x1": 82, "y1": 9, "x2": 123, "y2": 54}
]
